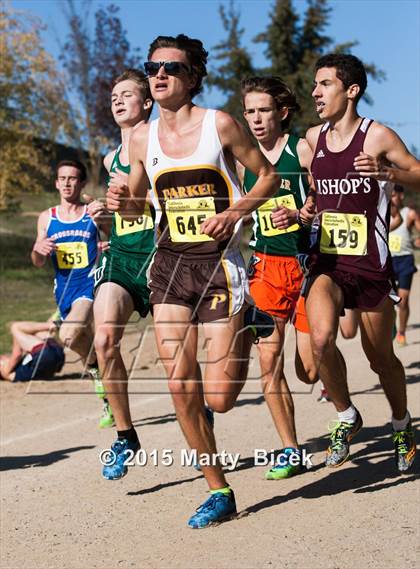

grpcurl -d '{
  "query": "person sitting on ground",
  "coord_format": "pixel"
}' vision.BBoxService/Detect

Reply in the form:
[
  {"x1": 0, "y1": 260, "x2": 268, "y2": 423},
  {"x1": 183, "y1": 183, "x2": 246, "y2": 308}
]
[{"x1": 0, "y1": 320, "x2": 64, "y2": 382}]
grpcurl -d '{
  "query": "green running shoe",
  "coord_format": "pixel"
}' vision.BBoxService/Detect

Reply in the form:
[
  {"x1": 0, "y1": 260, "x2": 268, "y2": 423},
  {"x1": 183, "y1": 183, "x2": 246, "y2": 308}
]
[
  {"x1": 87, "y1": 366, "x2": 105, "y2": 399},
  {"x1": 99, "y1": 400, "x2": 114, "y2": 429},
  {"x1": 325, "y1": 409, "x2": 363, "y2": 468},
  {"x1": 94, "y1": 378, "x2": 106, "y2": 399},
  {"x1": 265, "y1": 447, "x2": 303, "y2": 480},
  {"x1": 393, "y1": 421, "x2": 416, "y2": 473}
]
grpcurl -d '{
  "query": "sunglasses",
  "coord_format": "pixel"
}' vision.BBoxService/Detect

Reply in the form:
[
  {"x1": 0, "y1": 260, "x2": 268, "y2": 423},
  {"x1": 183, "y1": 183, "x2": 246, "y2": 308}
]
[{"x1": 144, "y1": 61, "x2": 191, "y2": 77}]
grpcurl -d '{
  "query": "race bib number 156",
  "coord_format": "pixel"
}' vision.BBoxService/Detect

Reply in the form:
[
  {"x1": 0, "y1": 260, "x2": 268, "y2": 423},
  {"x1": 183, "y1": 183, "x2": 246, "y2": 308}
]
[{"x1": 115, "y1": 204, "x2": 154, "y2": 237}]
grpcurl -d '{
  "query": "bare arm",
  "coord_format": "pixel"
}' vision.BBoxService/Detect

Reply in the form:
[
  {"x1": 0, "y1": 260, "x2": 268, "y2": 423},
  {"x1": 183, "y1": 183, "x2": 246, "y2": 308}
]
[
  {"x1": 414, "y1": 212, "x2": 420, "y2": 233},
  {"x1": 390, "y1": 204, "x2": 403, "y2": 231},
  {"x1": 106, "y1": 125, "x2": 150, "y2": 219},
  {"x1": 0, "y1": 355, "x2": 18, "y2": 381},
  {"x1": 10, "y1": 320, "x2": 55, "y2": 345},
  {"x1": 300, "y1": 126, "x2": 321, "y2": 218},
  {"x1": 406, "y1": 208, "x2": 420, "y2": 232},
  {"x1": 354, "y1": 123, "x2": 420, "y2": 192},
  {"x1": 296, "y1": 136, "x2": 316, "y2": 200},
  {"x1": 103, "y1": 149, "x2": 116, "y2": 173},
  {"x1": 271, "y1": 135, "x2": 318, "y2": 230},
  {"x1": 84, "y1": 150, "x2": 117, "y2": 237},
  {"x1": 219, "y1": 112, "x2": 277, "y2": 212},
  {"x1": 200, "y1": 112, "x2": 277, "y2": 240},
  {"x1": 305, "y1": 125, "x2": 323, "y2": 153},
  {"x1": 31, "y1": 210, "x2": 56, "y2": 267},
  {"x1": 296, "y1": 137, "x2": 313, "y2": 173},
  {"x1": 84, "y1": 194, "x2": 112, "y2": 237}
]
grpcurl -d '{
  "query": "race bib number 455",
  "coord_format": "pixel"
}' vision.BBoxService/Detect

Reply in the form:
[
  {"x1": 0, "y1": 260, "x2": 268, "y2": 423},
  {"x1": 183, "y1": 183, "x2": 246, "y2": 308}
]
[
  {"x1": 166, "y1": 197, "x2": 216, "y2": 243},
  {"x1": 56, "y1": 242, "x2": 88, "y2": 269},
  {"x1": 320, "y1": 212, "x2": 367, "y2": 256},
  {"x1": 258, "y1": 194, "x2": 299, "y2": 237}
]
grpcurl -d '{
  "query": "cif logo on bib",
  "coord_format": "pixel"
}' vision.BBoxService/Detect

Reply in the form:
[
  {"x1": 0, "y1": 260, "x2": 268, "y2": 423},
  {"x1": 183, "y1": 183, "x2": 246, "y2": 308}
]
[
  {"x1": 210, "y1": 293, "x2": 227, "y2": 311},
  {"x1": 350, "y1": 216, "x2": 362, "y2": 227}
]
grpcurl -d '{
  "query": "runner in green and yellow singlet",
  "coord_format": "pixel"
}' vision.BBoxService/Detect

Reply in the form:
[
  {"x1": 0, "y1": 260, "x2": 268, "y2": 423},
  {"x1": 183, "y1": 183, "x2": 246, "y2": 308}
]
[
  {"x1": 88, "y1": 69, "x2": 154, "y2": 466},
  {"x1": 106, "y1": 145, "x2": 155, "y2": 263},
  {"x1": 244, "y1": 132, "x2": 309, "y2": 257}
]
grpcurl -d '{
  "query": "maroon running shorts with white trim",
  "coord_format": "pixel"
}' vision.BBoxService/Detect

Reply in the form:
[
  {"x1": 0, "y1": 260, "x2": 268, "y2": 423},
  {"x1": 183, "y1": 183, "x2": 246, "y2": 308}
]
[{"x1": 303, "y1": 268, "x2": 400, "y2": 311}]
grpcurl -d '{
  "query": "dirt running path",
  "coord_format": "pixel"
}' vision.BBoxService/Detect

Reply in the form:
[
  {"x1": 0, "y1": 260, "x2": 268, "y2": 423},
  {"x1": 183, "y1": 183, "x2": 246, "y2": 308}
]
[{"x1": 1, "y1": 277, "x2": 419, "y2": 569}]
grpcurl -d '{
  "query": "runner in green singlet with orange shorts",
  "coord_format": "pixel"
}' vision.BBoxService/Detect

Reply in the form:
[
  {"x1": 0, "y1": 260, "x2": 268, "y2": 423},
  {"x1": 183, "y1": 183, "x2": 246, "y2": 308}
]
[{"x1": 242, "y1": 76, "x2": 320, "y2": 479}]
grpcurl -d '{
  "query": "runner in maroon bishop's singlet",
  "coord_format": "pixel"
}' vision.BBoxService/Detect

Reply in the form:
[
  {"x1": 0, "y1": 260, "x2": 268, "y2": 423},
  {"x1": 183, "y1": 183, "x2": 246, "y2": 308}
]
[{"x1": 273, "y1": 53, "x2": 419, "y2": 473}]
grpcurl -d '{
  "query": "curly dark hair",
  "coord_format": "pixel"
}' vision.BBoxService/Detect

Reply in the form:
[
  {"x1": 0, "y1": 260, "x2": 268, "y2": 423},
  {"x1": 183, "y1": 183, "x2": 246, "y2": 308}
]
[
  {"x1": 147, "y1": 34, "x2": 208, "y2": 99},
  {"x1": 315, "y1": 54, "x2": 367, "y2": 103},
  {"x1": 241, "y1": 76, "x2": 300, "y2": 129}
]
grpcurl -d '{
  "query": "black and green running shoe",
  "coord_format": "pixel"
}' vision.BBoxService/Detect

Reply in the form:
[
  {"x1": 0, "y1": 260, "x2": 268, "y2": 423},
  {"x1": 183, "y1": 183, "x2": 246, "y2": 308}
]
[
  {"x1": 265, "y1": 447, "x2": 303, "y2": 480},
  {"x1": 244, "y1": 305, "x2": 275, "y2": 343},
  {"x1": 393, "y1": 421, "x2": 416, "y2": 473},
  {"x1": 99, "y1": 399, "x2": 114, "y2": 429},
  {"x1": 325, "y1": 409, "x2": 363, "y2": 468}
]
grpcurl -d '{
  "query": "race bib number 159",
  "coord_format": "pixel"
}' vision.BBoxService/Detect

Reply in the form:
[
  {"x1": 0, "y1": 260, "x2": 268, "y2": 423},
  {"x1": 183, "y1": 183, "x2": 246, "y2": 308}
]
[{"x1": 320, "y1": 212, "x2": 367, "y2": 256}]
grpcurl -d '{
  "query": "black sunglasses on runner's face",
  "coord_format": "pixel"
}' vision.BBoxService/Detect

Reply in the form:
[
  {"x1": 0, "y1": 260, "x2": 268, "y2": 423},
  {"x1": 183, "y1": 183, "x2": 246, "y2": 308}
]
[{"x1": 144, "y1": 61, "x2": 191, "y2": 76}]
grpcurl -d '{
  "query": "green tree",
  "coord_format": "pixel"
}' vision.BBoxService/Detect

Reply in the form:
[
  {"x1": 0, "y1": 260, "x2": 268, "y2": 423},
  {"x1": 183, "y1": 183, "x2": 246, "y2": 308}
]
[
  {"x1": 0, "y1": 4, "x2": 69, "y2": 211},
  {"x1": 60, "y1": 0, "x2": 141, "y2": 187},
  {"x1": 293, "y1": 0, "x2": 334, "y2": 129},
  {"x1": 256, "y1": 0, "x2": 385, "y2": 133},
  {"x1": 254, "y1": 0, "x2": 300, "y2": 77},
  {"x1": 212, "y1": 0, "x2": 385, "y2": 132},
  {"x1": 207, "y1": 1, "x2": 254, "y2": 120}
]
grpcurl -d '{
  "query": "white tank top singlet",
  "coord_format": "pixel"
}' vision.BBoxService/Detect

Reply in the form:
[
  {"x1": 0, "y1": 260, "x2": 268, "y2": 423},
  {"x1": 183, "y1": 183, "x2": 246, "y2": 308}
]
[
  {"x1": 145, "y1": 109, "x2": 243, "y2": 257},
  {"x1": 389, "y1": 207, "x2": 414, "y2": 257}
]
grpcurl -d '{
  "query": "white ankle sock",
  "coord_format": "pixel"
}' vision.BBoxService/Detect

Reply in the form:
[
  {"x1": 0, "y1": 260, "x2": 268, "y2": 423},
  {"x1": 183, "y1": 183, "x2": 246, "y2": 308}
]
[
  {"x1": 338, "y1": 405, "x2": 357, "y2": 424},
  {"x1": 392, "y1": 411, "x2": 410, "y2": 432}
]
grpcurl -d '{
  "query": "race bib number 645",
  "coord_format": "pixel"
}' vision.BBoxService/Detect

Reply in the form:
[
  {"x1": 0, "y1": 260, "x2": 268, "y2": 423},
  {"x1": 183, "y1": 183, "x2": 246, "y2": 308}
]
[
  {"x1": 320, "y1": 212, "x2": 367, "y2": 256},
  {"x1": 166, "y1": 197, "x2": 216, "y2": 243}
]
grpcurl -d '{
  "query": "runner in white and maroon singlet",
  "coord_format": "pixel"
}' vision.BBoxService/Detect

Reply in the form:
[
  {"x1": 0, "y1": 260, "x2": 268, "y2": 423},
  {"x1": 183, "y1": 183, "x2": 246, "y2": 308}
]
[{"x1": 272, "y1": 53, "x2": 419, "y2": 473}]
